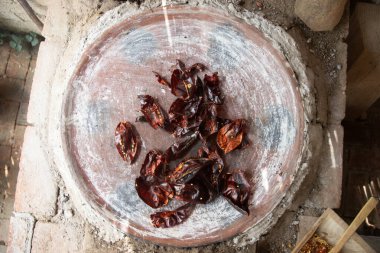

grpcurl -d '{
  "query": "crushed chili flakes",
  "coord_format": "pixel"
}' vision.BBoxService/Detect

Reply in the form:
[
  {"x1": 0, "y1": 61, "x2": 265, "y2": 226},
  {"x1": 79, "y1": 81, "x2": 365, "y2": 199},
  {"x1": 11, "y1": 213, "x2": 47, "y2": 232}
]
[
  {"x1": 299, "y1": 233, "x2": 332, "y2": 253},
  {"x1": 115, "y1": 60, "x2": 252, "y2": 228}
]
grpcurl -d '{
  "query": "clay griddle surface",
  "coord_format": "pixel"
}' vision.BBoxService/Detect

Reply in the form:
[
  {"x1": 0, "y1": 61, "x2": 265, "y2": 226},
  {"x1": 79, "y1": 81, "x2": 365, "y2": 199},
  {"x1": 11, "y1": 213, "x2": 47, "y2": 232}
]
[{"x1": 64, "y1": 6, "x2": 305, "y2": 247}]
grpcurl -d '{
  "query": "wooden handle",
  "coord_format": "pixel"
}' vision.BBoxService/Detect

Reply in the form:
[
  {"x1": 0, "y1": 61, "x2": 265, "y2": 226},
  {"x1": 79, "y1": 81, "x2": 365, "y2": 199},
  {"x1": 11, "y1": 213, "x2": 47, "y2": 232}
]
[{"x1": 329, "y1": 197, "x2": 378, "y2": 253}]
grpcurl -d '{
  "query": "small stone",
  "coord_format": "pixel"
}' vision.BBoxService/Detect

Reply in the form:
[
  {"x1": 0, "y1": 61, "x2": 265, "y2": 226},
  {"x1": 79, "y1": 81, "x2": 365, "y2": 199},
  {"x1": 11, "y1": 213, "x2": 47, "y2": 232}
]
[
  {"x1": 291, "y1": 220, "x2": 300, "y2": 225},
  {"x1": 309, "y1": 49, "x2": 315, "y2": 54},
  {"x1": 336, "y1": 64, "x2": 342, "y2": 70},
  {"x1": 306, "y1": 38, "x2": 312, "y2": 44},
  {"x1": 295, "y1": 0, "x2": 348, "y2": 31}
]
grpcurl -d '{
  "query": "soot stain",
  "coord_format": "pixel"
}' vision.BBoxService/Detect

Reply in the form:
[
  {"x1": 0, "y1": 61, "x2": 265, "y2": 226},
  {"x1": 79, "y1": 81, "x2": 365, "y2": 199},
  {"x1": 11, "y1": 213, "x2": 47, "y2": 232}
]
[
  {"x1": 122, "y1": 28, "x2": 157, "y2": 64},
  {"x1": 110, "y1": 182, "x2": 150, "y2": 220},
  {"x1": 86, "y1": 100, "x2": 111, "y2": 135},
  {"x1": 207, "y1": 24, "x2": 248, "y2": 71},
  {"x1": 255, "y1": 106, "x2": 296, "y2": 150}
]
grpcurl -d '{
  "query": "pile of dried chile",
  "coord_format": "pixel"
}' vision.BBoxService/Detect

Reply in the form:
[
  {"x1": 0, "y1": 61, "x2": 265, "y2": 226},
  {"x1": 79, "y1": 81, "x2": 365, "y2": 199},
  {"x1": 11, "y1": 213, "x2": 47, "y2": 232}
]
[{"x1": 115, "y1": 60, "x2": 252, "y2": 228}]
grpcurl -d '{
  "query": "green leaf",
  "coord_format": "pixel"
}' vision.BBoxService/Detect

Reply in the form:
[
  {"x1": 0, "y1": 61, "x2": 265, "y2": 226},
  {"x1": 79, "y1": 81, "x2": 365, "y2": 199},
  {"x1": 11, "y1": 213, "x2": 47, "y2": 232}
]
[
  {"x1": 10, "y1": 34, "x2": 21, "y2": 43},
  {"x1": 25, "y1": 34, "x2": 33, "y2": 42},
  {"x1": 16, "y1": 44, "x2": 22, "y2": 52},
  {"x1": 9, "y1": 40, "x2": 17, "y2": 49},
  {"x1": 31, "y1": 37, "x2": 39, "y2": 47}
]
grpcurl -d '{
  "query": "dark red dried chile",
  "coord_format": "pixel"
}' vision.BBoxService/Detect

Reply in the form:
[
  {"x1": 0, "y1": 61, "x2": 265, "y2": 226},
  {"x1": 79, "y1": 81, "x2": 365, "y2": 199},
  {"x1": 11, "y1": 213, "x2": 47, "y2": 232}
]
[
  {"x1": 140, "y1": 150, "x2": 166, "y2": 178},
  {"x1": 138, "y1": 95, "x2": 169, "y2": 130},
  {"x1": 167, "y1": 158, "x2": 212, "y2": 184},
  {"x1": 116, "y1": 60, "x2": 252, "y2": 228},
  {"x1": 135, "y1": 176, "x2": 174, "y2": 209},
  {"x1": 222, "y1": 171, "x2": 251, "y2": 214},
  {"x1": 150, "y1": 203, "x2": 195, "y2": 228},
  {"x1": 114, "y1": 121, "x2": 140, "y2": 164},
  {"x1": 217, "y1": 119, "x2": 247, "y2": 154}
]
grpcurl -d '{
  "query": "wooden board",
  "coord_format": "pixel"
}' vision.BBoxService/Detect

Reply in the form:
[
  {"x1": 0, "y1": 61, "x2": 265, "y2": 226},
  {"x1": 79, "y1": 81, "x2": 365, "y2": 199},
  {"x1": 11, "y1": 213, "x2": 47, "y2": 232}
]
[{"x1": 292, "y1": 209, "x2": 376, "y2": 253}]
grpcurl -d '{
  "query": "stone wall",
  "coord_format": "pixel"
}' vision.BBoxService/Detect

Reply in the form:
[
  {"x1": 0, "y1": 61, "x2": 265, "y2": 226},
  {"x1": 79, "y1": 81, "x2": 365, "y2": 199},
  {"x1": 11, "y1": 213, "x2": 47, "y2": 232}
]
[{"x1": 0, "y1": 0, "x2": 48, "y2": 34}]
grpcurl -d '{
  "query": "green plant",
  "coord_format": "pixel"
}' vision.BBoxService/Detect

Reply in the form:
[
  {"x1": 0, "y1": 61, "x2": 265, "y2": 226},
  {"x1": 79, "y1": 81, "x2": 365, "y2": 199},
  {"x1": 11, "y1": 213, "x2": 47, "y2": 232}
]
[{"x1": 0, "y1": 30, "x2": 41, "y2": 52}]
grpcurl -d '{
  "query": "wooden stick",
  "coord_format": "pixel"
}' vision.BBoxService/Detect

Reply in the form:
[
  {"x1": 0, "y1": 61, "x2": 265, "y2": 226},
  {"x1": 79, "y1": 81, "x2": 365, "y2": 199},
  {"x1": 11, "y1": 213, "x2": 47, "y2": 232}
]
[
  {"x1": 329, "y1": 197, "x2": 379, "y2": 253},
  {"x1": 16, "y1": 0, "x2": 44, "y2": 31},
  {"x1": 291, "y1": 209, "x2": 333, "y2": 253}
]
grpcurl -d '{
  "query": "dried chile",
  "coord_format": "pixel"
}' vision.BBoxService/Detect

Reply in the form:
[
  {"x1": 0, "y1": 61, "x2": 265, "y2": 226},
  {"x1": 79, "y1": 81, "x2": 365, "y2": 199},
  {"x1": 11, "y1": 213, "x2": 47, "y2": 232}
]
[
  {"x1": 138, "y1": 95, "x2": 166, "y2": 129},
  {"x1": 140, "y1": 150, "x2": 167, "y2": 178},
  {"x1": 172, "y1": 180, "x2": 211, "y2": 204},
  {"x1": 222, "y1": 170, "x2": 251, "y2": 214},
  {"x1": 114, "y1": 121, "x2": 140, "y2": 164},
  {"x1": 152, "y1": 71, "x2": 170, "y2": 87},
  {"x1": 217, "y1": 119, "x2": 247, "y2": 154},
  {"x1": 204, "y1": 72, "x2": 223, "y2": 104},
  {"x1": 116, "y1": 60, "x2": 253, "y2": 228},
  {"x1": 135, "y1": 176, "x2": 174, "y2": 209},
  {"x1": 165, "y1": 132, "x2": 198, "y2": 162},
  {"x1": 150, "y1": 203, "x2": 195, "y2": 228},
  {"x1": 167, "y1": 158, "x2": 212, "y2": 184}
]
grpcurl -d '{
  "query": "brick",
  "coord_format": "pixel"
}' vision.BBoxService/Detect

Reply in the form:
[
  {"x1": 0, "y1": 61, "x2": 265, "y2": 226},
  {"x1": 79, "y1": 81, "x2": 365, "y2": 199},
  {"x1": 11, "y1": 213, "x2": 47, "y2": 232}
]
[
  {"x1": 0, "y1": 78, "x2": 25, "y2": 102},
  {"x1": 0, "y1": 44, "x2": 11, "y2": 76},
  {"x1": 12, "y1": 126, "x2": 26, "y2": 149},
  {"x1": 0, "y1": 218, "x2": 10, "y2": 246},
  {"x1": 22, "y1": 59, "x2": 36, "y2": 103},
  {"x1": 0, "y1": 146, "x2": 11, "y2": 163},
  {"x1": 0, "y1": 100, "x2": 18, "y2": 146},
  {"x1": 14, "y1": 127, "x2": 58, "y2": 218},
  {"x1": 295, "y1": 0, "x2": 348, "y2": 31},
  {"x1": 30, "y1": 46, "x2": 39, "y2": 61},
  {"x1": 0, "y1": 146, "x2": 19, "y2": 219},
  {"x1": 7, "y1": 213, "x2": 35, "y2": 253},
  {"x1": 5, "y1": 49, "x2": 31, "y2": 80},
  {"x1": 32, "y1": 220, "x2": 85, "y2": 253},
  {"x1": 305, "y1": 125, "x2": 344, "y2": 208},
  {"x1": 16, "y1": 103, "x2": 28, "y2": 126}
]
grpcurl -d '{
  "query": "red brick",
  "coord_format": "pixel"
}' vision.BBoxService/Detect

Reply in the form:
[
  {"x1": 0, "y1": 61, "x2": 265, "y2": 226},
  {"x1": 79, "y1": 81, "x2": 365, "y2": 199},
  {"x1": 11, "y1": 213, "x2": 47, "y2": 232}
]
[
  {"x1": 32, "y1": 220, "x2": 85, "y2": 253},
  {"x1": 5, "y1": 49, "x2": 31, "y2": 80},
  {"x1": 22, "y1": 59, "x2": 36, "y2": 103},
  {"x1": 30, "y1": 45, "x2": 39, "y2": 61},
  {"x1": 0, "y1": 146, "x2": 11, "y2": 163},
  {"x1": 0, "y1": 218, "x2": 10, "y2": 246},
  {"x1": 0, "y1": 100, "x2": 18, "y2": 146},
  {"x1": 0, "y1": 78, "x2": 25, "y2": 102},
  {"x1": 7, "y1": 213, "x2": 34, "y2": 253},
  {"x1": 0, "y1": 146, "x2": 19, "y2": 219},
  {"x1": 14, "y1": 127, "x2": 58, "y2": 218},
  {"x1": 16, "y1": 102, "x2": 28, "y2": 126},
  {"x1": 0, "y1": 44, "x2": 11, "y2": 76},
  {"x1": 12, "y1": 126, "x2": 26, "y2": 149}
]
